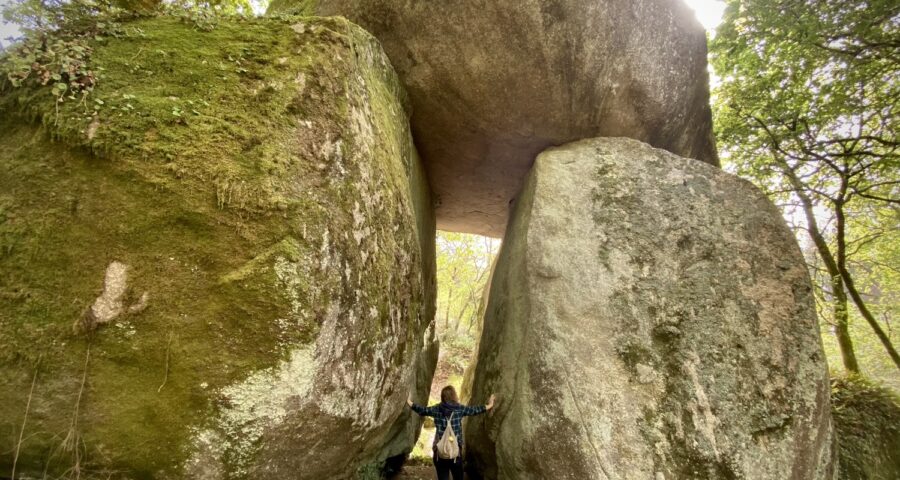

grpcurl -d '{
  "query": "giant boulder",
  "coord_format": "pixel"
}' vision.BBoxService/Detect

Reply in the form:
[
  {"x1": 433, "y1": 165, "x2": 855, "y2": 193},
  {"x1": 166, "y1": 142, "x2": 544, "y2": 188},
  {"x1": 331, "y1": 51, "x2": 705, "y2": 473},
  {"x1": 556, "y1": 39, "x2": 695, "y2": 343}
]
[
  {"x1": 270, "y1": 0, "x2": 718, "y2": 237},
  {"x1": 0, "y1": 16, "x2": 435, "y2": 479},
  {"x1": 464, "y1": 138, "x2": 834, "y2": 479}
]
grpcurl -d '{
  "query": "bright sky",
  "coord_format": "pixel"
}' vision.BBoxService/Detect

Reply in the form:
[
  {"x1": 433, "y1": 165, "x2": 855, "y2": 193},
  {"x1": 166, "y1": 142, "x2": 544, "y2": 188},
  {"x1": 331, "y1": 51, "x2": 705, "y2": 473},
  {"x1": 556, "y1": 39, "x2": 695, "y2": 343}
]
[
  {"x1": 0, "y1": 0, "x2": 20, "y2": 49},
  {"x1": 683, "y1": 0, "x2": 727, "y2": 32},
  {"x1": 680, "y1": 0, "x2": 727, "y2": 89}
]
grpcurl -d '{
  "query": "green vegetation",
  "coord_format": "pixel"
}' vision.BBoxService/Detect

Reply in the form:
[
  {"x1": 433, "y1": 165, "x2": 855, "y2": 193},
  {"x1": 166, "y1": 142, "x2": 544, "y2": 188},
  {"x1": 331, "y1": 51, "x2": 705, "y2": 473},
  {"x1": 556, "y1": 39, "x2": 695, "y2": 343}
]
[
  {"x1": 433, "y1": 231, "x2": 497, "y2": 403},
  {"x1": 267, "y1": 0, "x2": 317, "y2": 16},
  {"x1": 832, "y1": 375, "x2": 900, "y2": 479},
  {"x1": 711, "y1": 0, "x2": 899, "y2": 389},
  {"x1": 435, "y1": 232, "x2": 497, "y2": 338}
]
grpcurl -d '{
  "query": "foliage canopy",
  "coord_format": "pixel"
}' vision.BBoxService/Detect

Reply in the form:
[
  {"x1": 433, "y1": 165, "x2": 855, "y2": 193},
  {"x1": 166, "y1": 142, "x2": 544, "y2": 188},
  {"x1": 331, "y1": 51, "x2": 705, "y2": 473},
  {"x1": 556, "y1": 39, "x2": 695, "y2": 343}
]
[{"x1": 712, "y1": 0, "x2": 899, "y2": 384}]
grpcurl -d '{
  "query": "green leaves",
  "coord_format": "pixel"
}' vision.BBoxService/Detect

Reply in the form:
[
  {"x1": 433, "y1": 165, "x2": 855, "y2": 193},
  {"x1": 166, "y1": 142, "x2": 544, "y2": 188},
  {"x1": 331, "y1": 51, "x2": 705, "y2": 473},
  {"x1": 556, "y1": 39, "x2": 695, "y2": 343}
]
[
  {"x1": 436, "y1": 231, "x2": 498, "y2": 337},
  {"x1": 1, "y1": 0, "x2": 106, "y2": 103},
  {"x1": 711, "y1": 0, "x2": 900, "y2": 382},
  {"x1": 0, "y1": 0, "x2": 260, "y2": 100},
  {"x1": 51, "y1": 81, "x2": 67, "y2": 96},
  {"x1": 711, "y1": 0, "x2": 899, "y2": 217}
]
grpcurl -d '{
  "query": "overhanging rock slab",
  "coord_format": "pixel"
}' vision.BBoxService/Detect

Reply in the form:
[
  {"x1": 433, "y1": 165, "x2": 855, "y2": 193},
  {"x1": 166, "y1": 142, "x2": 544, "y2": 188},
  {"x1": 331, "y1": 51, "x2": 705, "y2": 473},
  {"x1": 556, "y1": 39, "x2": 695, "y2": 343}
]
[{"x1": 271, "y1": 0, "x2": 719, "y2": 237}]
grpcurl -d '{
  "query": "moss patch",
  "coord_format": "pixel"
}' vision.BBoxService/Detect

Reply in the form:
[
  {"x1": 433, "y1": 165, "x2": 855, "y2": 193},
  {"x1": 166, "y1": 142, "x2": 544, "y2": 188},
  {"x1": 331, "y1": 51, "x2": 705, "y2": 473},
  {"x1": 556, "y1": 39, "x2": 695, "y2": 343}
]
[{"x1": 268, "y1": 0, "x2": 319, "y2": 15}]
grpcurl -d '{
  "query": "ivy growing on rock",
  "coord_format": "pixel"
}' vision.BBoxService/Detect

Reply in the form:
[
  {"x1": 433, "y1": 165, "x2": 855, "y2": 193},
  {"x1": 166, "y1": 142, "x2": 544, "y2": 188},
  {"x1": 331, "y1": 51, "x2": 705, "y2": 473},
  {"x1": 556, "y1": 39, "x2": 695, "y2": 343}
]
[
  {"x1": 1, "y1": 0, "x2": 131, "y2": 107},
  {"x1": 1, "y1": 0, "x2": 259, "y2": 107}
]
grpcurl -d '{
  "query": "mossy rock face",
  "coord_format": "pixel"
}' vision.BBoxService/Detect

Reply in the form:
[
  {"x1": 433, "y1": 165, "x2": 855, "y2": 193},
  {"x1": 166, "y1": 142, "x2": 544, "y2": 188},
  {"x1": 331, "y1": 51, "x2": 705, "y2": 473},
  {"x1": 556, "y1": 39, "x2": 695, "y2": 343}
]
[
  {"x1": 832, "y1": 376, "x2": 900, "y2": 479},
  {"x1": 0, "y1": 15, "x2": 435, "y2": 479},
  {"x1": 465, "y1": 138, "x2": 835, "y2": 479}
]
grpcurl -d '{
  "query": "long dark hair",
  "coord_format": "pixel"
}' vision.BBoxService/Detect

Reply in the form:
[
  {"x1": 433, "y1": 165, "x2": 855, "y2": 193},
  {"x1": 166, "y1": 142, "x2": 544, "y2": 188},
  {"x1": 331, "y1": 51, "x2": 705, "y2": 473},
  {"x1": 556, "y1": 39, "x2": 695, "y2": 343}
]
[{"x1": 440, "y1": 385, "x2": 459, "y2": 404}]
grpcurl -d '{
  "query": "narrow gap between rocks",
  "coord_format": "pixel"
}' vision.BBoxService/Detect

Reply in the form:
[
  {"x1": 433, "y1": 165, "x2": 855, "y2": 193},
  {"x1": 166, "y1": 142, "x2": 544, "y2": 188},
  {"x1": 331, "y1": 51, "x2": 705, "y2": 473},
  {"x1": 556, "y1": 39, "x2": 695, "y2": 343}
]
[{"x1": 406, "y1": 231, "x2": 500, "y2": 471}]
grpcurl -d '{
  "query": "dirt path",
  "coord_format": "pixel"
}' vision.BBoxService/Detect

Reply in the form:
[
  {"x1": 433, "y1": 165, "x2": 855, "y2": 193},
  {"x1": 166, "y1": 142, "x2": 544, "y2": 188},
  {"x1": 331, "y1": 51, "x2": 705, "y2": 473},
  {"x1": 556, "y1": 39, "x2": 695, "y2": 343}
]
[{"x1": 391, "y1": 464, "x2": 435, "y2": 480}]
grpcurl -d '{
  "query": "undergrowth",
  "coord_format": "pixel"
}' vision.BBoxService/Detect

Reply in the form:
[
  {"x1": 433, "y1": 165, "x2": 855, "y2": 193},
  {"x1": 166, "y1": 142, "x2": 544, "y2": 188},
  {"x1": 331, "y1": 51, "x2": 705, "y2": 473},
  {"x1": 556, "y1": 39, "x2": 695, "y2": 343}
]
[
  {"x1": 0, "y1": 0, "x2": 259, "y2": 112},
  {"x1": 831, "y1": 375, "x2": 900, "y2": 479}
]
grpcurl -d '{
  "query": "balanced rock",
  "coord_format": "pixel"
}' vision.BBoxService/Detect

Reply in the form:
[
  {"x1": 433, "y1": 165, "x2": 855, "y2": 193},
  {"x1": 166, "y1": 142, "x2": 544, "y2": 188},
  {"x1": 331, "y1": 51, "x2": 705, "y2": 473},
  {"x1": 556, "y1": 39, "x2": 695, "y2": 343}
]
[
  {"x1": 0, "y1": 16, "x2": 435, "y2": 479},
  {"x1": 270, "y1": 0, "x2": 719, "y2": 237},
  {"x1": 464, "y1": 138, "x2": 834, "y2": 479}
]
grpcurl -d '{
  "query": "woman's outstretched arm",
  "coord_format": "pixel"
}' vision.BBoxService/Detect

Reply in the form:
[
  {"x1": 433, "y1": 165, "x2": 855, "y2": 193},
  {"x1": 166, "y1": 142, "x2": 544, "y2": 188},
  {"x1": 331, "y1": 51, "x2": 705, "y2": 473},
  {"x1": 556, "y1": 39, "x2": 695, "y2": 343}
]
[
  {"x1": 460, "y1": 394, "x2": 496, "y2": 417},
  {"x1": 407, "y1": 395, "x2": 440, "y2": 417}
]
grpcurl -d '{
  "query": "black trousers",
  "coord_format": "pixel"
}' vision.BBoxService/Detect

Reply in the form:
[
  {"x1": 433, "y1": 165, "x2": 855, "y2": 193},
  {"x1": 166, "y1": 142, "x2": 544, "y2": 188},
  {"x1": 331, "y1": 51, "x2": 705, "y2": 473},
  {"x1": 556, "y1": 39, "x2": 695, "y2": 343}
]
[{"x1": 433, "y1": 452, "x2": 464, "y2": 480}]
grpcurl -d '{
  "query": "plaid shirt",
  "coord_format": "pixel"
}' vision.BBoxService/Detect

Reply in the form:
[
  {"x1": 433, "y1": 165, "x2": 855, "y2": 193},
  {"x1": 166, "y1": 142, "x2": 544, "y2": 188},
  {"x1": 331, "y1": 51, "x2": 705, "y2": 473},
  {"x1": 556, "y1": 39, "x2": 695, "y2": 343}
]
[{"x1": 411, "y1": 401, "x2": 487, "y2": 447}]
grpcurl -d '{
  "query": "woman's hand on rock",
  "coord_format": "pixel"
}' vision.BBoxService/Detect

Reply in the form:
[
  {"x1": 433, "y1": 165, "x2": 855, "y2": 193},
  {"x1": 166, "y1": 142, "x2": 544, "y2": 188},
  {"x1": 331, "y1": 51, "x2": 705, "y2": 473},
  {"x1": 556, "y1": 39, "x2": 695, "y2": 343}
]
[
  {"x1": 407, "y1": 394, "x2": 414, "y2": 407},
  {"x1": 486, "y1": 394, "x2": 496, "y2": 410}
]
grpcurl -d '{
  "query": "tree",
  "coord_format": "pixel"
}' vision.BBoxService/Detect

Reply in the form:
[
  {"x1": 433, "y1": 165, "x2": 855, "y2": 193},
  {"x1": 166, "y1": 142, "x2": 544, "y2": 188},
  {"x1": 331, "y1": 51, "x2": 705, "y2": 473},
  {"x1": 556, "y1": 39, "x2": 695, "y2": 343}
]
[
  {"x1": 435, "y1": 232, "x2": 497, "y2": 337},
  {"x1": 711, "y1": 0, "x2": 900, "y2": 374},
  {"x1": 839, "y1": 205, "x2": 900, "y2": 387}
]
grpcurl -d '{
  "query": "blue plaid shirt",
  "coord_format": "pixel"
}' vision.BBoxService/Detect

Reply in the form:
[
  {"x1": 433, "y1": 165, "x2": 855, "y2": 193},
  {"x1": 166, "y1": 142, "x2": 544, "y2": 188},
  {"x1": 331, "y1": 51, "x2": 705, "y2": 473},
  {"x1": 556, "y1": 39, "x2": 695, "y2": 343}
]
[{"x1": 411, "y1": 401, "x2": 487, "y2": 447}]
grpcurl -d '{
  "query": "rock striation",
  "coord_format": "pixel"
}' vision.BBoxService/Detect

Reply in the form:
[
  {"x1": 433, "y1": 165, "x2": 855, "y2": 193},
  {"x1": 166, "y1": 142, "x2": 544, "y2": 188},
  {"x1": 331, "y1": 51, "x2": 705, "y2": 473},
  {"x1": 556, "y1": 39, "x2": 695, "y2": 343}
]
[
  {"x1": 270, "y1": 0, "x2": 719, "y2": 237},
  {"x1": 0, "y1": 16, "x2": 435, "y2": 479},
  {"x1": 464, "y1": 138, "x2": 835, "y2": 479}
]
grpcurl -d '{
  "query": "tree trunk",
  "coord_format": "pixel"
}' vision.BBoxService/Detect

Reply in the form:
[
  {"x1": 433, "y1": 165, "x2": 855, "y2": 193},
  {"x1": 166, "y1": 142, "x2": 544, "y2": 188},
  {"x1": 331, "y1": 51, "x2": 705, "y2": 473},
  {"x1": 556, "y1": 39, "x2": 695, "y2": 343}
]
[
  {"x1": 778, "y1": 161, "x2": 900, "y2": 371},
  {"x1": 830, "y1": 273, "x2": 860, "y2": 373},
  {"x1": 454, "y1": 292, "x2": 477, "y2": 333},
  {"x1": 443, "y1": 288, "x2": 453, "y2": 330},
  {"x1": 834, "y1": 200, "x2": 900, "y2": 371},
  {"x1": 830, "y1": 187, "x2": 861, "y2": 374}
]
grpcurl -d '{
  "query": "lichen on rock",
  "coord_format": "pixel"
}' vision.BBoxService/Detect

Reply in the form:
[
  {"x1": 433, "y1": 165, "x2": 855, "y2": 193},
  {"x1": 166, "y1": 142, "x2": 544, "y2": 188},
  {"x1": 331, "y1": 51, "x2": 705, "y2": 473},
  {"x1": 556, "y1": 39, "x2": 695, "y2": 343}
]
[{"x1": 76, "y1": 261, "x2": 149, "y2": 333}]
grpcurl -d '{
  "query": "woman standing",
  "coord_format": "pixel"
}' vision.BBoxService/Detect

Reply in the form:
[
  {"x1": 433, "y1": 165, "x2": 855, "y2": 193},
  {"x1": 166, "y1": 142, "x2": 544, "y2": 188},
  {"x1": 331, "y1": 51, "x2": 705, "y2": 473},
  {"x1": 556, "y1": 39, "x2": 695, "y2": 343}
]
[{"x1": 408, "y1": 386, "x2": 495, "y2": 480}]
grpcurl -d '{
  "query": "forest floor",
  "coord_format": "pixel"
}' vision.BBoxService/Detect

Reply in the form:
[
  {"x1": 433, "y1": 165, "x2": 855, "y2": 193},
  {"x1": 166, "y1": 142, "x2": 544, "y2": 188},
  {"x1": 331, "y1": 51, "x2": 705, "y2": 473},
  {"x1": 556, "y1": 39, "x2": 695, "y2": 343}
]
[
  {"x1": 392, "y1": 464, "x2": 435, "y2": 479},
  {"x1": 391, "y1": 458, "x2": 482, "y2": 480}
]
